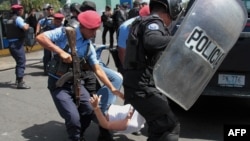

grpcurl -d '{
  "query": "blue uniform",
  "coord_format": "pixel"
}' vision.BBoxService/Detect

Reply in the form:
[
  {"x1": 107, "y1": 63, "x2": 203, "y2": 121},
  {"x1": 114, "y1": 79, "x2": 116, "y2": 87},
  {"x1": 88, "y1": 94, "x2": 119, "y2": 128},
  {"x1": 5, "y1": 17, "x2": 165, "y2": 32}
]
[
  {"x1": 44, "y1": 26, "x2": 99, "y2": 141},
  {"x1": 38, "y1": 17, "x2": 56, "y2": 31},
  {"x1": 8, "y1": 15, "x2": 27, "y2": 82},
  {"x1": 117, "y1": 17, "x2": 137, "y2": 75},
  {"x1": 38, "y1": 16, "x2": 59, "y2": 74},
  {"x1": 117, "y1": 17, "x2": 136, "y2": 49}
]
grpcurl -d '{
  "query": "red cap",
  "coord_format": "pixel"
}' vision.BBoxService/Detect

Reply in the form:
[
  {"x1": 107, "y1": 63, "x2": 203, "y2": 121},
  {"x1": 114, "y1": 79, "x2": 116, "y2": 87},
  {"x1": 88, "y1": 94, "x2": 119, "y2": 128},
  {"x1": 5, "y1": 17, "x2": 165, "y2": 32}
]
[
  {"x1": 78, "y1": 10, "x2": 101, "y2": 29},
  {"x1": 139, "y1": 5, "x2": 150, "y2": 17},
  {"x1": 53, "y1": 13, "x2": 64, "y2": 19},
  {"x1": 11, "y1": 4, "x2": 23, "y2": 10}
]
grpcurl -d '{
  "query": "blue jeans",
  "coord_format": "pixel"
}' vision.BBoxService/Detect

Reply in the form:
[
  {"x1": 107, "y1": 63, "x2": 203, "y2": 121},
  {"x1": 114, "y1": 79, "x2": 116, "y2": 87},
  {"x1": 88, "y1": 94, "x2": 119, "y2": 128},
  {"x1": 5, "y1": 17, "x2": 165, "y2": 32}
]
[{"x1": 97, "y1": 62, "x2": 123, "y2": 113}]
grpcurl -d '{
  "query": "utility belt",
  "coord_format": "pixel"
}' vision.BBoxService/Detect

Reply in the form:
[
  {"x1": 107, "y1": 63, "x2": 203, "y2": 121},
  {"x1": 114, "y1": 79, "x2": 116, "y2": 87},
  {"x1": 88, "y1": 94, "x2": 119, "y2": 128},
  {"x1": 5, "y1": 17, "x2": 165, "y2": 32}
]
[{"x1": 46, "y1": 55, "x2": 91, "y2": 79}]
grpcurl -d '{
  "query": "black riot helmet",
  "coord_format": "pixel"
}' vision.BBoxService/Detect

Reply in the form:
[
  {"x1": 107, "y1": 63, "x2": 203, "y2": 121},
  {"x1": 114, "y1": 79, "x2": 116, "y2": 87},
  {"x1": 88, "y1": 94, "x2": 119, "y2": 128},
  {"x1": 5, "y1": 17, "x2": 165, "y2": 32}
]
[
  {"x1": 63, "y1": 3, "x2": 71, "y2": 14},
  {"x1": 149, "y1": 0, "x2": 182, "y2": 20},
  {"x1": 70, "y1": 3, "x2": 81, "y2": 14}
]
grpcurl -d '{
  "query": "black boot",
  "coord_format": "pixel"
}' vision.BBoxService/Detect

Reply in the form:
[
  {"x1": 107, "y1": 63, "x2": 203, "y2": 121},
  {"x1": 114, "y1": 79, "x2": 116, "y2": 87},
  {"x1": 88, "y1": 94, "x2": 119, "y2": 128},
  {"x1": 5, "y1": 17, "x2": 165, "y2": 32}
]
[
  {"x1": 98, "y1": 126, "x2": 114, "y2": 141},
  {"x1": 158, "y1": 123, "x2": 180, "y2": 141}
]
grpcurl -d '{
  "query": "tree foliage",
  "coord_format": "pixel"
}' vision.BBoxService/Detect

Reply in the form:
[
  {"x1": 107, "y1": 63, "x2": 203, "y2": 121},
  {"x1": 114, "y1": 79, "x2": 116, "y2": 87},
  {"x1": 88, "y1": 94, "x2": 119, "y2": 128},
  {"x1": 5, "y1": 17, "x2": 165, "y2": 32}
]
[
  {"x1": 0, "y1": 0, "x2": 62, "y2": 12},
  {"x1": 21, "y1": 0, "x2": 61, "y2": 12},
  {"x1": 0, "y1": 0, "x2": 10, "y2": 10}
]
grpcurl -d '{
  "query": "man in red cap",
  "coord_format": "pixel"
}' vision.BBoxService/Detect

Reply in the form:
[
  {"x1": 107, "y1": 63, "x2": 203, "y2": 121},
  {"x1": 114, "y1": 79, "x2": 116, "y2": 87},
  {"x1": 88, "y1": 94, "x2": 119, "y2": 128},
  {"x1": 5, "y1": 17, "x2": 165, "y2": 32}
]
[
  {"x1": 53, "y1": 13, "x2": 64, "y2": 27},
  {"x1": 5, "y1": 4, "x2": 30, "y2": 89},
  {"x1": 36, "y1": 10, "x2": 123, "y2": 141}
]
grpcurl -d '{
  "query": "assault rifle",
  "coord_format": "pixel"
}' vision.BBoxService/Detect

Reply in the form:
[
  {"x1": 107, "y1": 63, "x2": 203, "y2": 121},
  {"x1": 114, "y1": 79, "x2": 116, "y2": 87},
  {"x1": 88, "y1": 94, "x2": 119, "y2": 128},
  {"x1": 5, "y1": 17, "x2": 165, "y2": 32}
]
[{"x1": 59, "y1": 26, "x2": 81, "y2": 106}]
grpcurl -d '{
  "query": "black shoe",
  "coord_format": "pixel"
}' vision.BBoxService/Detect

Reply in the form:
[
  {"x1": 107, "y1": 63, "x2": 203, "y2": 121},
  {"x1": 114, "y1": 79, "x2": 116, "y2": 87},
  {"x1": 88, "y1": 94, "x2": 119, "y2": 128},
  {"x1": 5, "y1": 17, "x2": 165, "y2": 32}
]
[
  {"x1": 98, "y1": 126, "x2": 114, "y2": 141},
  {"x1": 132, "y1": 131, "x2": 142, "y2": 136},
  {"x1": 17, "y1": 81, "x2": 31, "y2": 89},
  {"x1": 80, "y1": 137, "x2": 86, "y2": 141},
  {"x1": 43, "y1": 70, "x2": 48, "y2": 76}
]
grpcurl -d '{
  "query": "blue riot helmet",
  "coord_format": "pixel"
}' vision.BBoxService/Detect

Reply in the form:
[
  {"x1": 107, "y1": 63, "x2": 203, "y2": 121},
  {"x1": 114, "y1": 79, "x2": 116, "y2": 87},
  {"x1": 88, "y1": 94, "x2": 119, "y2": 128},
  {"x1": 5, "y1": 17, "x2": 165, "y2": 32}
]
[{"x1": 149, "y1": 0, "x2": 183, "y2": 20}]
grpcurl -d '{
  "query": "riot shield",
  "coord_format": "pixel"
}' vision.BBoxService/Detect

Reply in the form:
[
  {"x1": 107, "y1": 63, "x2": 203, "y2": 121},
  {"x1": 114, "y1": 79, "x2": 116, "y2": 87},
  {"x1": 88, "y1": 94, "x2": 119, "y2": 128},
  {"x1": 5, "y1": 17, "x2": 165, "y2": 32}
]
[{"x1": 153, "y1": 0, "x2": 247, "y2": 110}]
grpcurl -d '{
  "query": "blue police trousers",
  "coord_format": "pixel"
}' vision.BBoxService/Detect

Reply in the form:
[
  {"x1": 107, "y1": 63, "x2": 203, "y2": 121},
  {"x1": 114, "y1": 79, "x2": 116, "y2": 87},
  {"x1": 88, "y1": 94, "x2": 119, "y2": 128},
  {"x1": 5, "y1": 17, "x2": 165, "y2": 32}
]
[
  {"x1": 48, "y1": 76, "x2": 93, "y2": 141},
  {"x1": 9, "y1": 40, "x2": 26, "y2": 80}
]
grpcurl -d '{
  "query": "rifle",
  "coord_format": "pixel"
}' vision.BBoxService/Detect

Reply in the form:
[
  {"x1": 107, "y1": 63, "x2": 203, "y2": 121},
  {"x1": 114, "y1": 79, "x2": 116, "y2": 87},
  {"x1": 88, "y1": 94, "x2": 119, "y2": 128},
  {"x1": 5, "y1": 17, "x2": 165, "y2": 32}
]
[{"x1": 64, "y1": 26, "x2": 81, "y2": 106}]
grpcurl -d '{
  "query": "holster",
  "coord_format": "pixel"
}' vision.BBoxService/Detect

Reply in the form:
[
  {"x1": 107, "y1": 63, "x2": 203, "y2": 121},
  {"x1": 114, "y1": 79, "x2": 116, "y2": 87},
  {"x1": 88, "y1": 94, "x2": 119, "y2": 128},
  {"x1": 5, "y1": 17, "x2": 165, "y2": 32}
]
[
  {"x1": 80, "y1": 58, "x2": 91, "y2": 71},
  {"x1": 46, "y1": 55, "x2": 71, "y2": 77}
]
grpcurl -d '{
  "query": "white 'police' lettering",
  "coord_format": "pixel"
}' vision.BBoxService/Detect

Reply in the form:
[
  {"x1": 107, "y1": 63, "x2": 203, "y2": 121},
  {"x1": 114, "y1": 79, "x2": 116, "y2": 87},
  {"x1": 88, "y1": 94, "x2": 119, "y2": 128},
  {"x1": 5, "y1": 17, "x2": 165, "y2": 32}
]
[{"x1": 185, "y1": 26, "x2": 225, "y2": 69}]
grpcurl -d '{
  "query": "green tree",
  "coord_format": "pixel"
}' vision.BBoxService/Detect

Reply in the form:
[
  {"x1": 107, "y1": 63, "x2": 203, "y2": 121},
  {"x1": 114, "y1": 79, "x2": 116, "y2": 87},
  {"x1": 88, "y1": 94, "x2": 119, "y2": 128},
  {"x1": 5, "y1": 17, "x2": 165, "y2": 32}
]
[
  {"x1": 0, "y1": 0, "x2": 10, "y2": 10},
  {"x1": 21, "y1": 0, "x2": 61, "y2": 13},
  {"x1": 0, "y1": 0, "x2": 62, "y2": 12}
]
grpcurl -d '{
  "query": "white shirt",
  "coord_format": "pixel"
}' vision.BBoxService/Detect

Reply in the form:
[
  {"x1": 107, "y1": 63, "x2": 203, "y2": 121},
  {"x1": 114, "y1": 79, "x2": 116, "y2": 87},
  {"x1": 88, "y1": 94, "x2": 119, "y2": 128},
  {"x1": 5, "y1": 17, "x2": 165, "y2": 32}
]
[{"x1": 108, "y1": 104, "x2": 145, "y2": 134}]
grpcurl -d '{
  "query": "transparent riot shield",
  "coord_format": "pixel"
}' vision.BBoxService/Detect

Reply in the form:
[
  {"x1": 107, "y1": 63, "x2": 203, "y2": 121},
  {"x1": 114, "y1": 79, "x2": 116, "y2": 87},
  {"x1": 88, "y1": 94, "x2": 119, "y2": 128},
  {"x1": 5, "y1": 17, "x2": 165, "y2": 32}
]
[{"x1": 153, "y1": 0, "x2": 247, "y2": 110}]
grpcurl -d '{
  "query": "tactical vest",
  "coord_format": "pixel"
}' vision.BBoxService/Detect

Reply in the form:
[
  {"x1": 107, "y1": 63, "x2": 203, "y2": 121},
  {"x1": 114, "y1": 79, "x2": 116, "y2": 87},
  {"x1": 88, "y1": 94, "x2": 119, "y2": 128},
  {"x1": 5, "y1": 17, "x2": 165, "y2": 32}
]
[
  {"x1": 38, "y1": 17, "x2": 54, "y2": 34},
  {"x1": 124, "y1": 15, "x2": 163, "y2": 70},
  {"x1": 5, "y1": 15, "x2": 25, "y2": 39}
]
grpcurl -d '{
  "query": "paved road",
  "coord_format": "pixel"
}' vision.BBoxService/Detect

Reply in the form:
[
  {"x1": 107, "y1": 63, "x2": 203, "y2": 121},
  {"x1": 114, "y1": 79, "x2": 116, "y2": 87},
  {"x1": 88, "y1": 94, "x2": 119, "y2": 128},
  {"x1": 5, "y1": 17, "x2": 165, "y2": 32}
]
[
  {"x1": 1, "y1": 30, "x2": 250, "y2": 141},
  {"x1": 0, "y1": 48, "x2": 149, "y2": 141}
]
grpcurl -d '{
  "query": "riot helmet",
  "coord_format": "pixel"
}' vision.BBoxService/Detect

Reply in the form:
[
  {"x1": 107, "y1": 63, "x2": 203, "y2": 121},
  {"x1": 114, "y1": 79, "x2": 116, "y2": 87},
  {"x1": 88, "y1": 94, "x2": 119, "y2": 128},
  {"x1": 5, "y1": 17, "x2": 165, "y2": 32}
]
[
  {"x1": 70, "y1": 3, "x2": 81, "y2": 13},
  {"x1": 43, "y1": 3, "x2": 53, "y2": 10},
  {"x1": 63, "y1": 3, "x2": 71, "y2": 14},
  {"x1": 149, "y1": 0, "x2": 182, "y2": 20},
  {"x1": 80, "y1": 1, "x2": 96, "y2": 12}
]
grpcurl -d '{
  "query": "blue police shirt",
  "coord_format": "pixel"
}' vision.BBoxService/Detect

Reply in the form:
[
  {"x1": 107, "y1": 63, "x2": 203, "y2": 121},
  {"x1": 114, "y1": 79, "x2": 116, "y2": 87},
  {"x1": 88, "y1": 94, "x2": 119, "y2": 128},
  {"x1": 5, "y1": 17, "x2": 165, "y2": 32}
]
[
  {"x1": 38, "y1": 17, "x2": 56, "y2": 30},
  {"x1": 117, "y1": 17, "x2": 137, "y2": 49},
  {"x1": 44, "y1": 26, "x2": 99, "y2": 66}
]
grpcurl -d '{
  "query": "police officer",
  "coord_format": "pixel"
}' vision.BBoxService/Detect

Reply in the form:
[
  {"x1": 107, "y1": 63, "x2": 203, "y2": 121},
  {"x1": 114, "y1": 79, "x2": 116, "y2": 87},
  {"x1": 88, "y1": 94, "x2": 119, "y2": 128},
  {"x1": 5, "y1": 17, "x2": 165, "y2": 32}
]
[
  {"x1": 117, "y1": 5, "x2": 150, "y2": 75},
  {"x1": 123, "y1": 0, "x2": 182, "y2": 141},
  {"x1": 7, "y1": 4, "x2": 30, "y2": 89},
  {"x1": 36, "y1": 11, "x2": 123, "y2": 141},
  {"x1": 80, "y1": 1, "x2": 96, "y2": 12},
  {"x1": 36, "y1": 4, "x2": 55, "y2": 75},
  {"x1": 80, "y1": 1, "x2": 97, "y2": 44},
  {"x1": 70, "y1": 3, "x2": 81, "y2": 20}
]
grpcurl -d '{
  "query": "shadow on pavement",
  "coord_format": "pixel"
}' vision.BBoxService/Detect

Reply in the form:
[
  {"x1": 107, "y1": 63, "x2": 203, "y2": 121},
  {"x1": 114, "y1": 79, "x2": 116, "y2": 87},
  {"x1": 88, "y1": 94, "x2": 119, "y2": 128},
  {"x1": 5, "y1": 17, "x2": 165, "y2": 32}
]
[
  {"x1": 21, "y1": 121, "x2": 67, "y2": 141},
  {"x1": 0, "y1": 81, "x2": 16, "y2": 89}
]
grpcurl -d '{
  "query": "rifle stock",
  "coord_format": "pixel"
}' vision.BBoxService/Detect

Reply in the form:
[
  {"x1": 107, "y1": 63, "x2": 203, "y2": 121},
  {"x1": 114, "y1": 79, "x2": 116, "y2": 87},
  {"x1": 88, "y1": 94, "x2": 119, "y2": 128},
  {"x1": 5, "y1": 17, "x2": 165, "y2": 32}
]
[
  {"x1": 56, "y1": 71, "x2": 74, "y2": 87},
  {"x1": 65, "y1": 27, "x2": 81, "y2": 106}
]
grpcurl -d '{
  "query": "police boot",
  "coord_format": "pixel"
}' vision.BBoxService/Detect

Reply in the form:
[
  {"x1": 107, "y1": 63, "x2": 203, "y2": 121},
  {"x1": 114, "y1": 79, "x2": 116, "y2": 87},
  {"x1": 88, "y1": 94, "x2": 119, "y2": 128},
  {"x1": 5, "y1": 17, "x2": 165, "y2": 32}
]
[
  {"x1": 158, "y1": 124, "x2": 180, "y2": 141},
  {"x1": 98, "y1": 126, "x2": 114, "y2": 141},
  {"x1": 16, "y1": 78, "x2": 31, "y2": 89}
]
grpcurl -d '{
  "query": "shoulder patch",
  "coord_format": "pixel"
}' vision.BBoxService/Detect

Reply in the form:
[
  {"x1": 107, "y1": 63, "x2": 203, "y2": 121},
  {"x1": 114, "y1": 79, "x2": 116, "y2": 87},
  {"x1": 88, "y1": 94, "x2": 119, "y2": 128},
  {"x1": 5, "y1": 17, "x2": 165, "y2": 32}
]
[{"x1": 148, "y1": 23, "x2": 159, "y2": 30}]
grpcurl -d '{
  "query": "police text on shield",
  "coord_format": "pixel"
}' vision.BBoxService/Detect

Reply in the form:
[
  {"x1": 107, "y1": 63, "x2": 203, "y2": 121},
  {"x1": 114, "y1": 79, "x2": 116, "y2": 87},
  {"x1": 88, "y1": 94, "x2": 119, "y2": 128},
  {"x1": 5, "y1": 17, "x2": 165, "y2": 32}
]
[{"x1": 185, "y1": 26, "x2": 225, "y2": 69}]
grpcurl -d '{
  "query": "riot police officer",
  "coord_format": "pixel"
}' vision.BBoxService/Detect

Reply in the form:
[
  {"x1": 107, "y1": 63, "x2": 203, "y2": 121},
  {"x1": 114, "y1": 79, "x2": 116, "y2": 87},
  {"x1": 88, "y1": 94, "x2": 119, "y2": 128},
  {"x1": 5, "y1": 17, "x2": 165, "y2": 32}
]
[
  {"x1": 123, "y1": 0, "x2": 182, "y2": 141},
  {"x1": 70, "y1": 3, "x2": 81, "y2": 20},
  {"x1": 7, "y1": 4, "x2": 30, "y2": 89}
]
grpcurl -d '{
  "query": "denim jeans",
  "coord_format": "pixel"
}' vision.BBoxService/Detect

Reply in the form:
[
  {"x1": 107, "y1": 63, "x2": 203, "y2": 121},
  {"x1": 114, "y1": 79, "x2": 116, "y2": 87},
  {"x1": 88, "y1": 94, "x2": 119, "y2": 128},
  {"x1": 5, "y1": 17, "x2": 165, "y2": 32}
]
[{"x1": 97, "y1": 62, "x2": 123, "y2": 114}]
